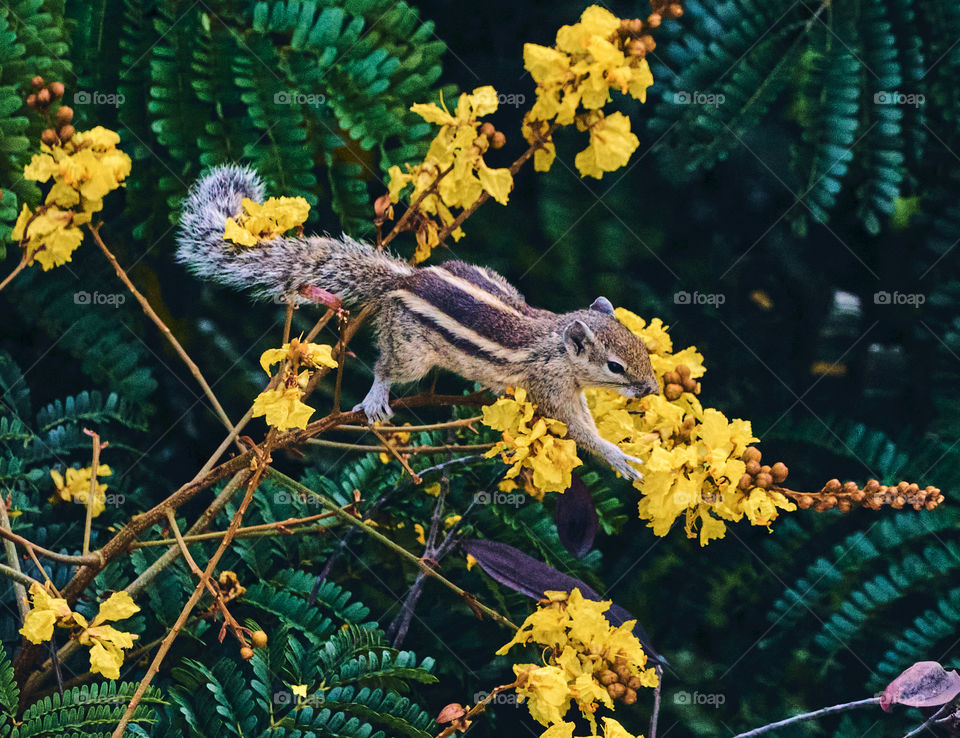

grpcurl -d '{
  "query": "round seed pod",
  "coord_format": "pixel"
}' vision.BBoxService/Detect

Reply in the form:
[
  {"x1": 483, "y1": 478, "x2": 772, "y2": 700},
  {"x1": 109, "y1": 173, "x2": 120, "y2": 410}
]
[
  {"x1": 647, "y1": 13, "x2": 662, "y2": 28},
  {"x1": 480, "y1": 122, "x2": 495, "y2": 138},
  {"x1": 755, "y1": 472, "x2": 773, "y2": 489},
  {"x1": 607, "y1": 683, "x2": 627, "y2": 700},
  {"x1": 58, "y1": 125, "x2": 74, "y2": 142},
  {"x1": 770, "y1": 462, "x2": 788, "y2": 483},
  {"x1": 55, "y1": 105, "x2": 73, "y2": 125},
  {"x1": 745, "y1": 460, "x2": 761, "y2": 476},
  {"x1": 738, "y1": 473, "x2": 753, "y2": 491},
  {"x1": 49, "y1": 81, "x2": 65, "y2": 99},
  {"x1": 31, "y1": 76, "x2": 44, "y2": 90},
  {"x1": 26, "y1": 93, "x2": 37, "y2": 109},
  {"x1": 824, "y1": 479, "x2": 841, "y2": 494},
  {"x1": 743, "y1": 447, "x2": 761, "y2": 464},
  {"x1": 251, "y1": 630, "x2": 268, "y2": 649},
  {"x1": 823, "y1": 495, "x2": 838, "y2": 509},
  {"x1": 681, "y1": 376, "x2": 697, "y2": 392},
  {"x1": 663, "y1": 370, "x2": 680, "y2": 385},
  {"x1": 797, "y1": 495, "x2": 814, "y2": 509},
  {"x1": 664, "y1": 383, "x2": 683, "y2": 401},
  {"x1": 598, "y1": 669, "x2": 619, "y2": 685},
  {"x1": 677, "y1": 364, "x2": 691, "y2": 379},
  {"x1": 622, "y1": 688, "x2": 638, "y2": 705},
  {"x1": 40, "y1": 128, "x2": 58, "y2": 146},
  {"x1": 37, "y1": 88, "x2": 50, "y2": 105},
  {"x1": 490, "y1": 131, "x2": 506, "y2": 149},
  {"x1": 240, "y1": 646, "x2": 254, "y2": 660}
]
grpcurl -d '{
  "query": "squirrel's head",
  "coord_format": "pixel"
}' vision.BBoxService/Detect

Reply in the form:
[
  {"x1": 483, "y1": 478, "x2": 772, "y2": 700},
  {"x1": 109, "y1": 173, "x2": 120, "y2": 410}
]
[{"x1": 561, "y1": 297, "x2": 659, "y2": 399}]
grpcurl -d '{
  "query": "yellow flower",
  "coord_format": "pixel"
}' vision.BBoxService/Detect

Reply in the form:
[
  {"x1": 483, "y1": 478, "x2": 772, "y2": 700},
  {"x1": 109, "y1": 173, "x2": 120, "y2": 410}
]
[
  {"x1": 388, "y1": 86, "x2": 514, "y2": 261},
  {"x1": 515, "y1": 664, "x2": 571, "y2": 726},
  {"x1": 19, "y1": 582, "x2": 77, "y2": 644},
  {"x1": 259, "y1": 340, "x2": 337, "y2": 374},
  {"x1": 291, "y1": 684, "x2": 309, "y2": 699},
  {"x1": 414, "y1": 523, "x2": 426, "y2": 545},
  {"x1": 251, "y1": 386, "x2": 315, "y2": 430},
  {"x1": 50, "y1": 464, "x2": 112, "y2": 518},
  {"x1": 574, "y1": 112, "x2": 640, "y2": 180},
  {"x1": 482, "y1": 389, "x2": 582, "y2": 496},
  {"x1": 540, "y1": 723, "x2": 576, "y2": 738},
  {"x1": 223, "y1": 196, "x2": 310, "y2": 246},
  {"x1": 21, "y1": 585, "x2": 139, "y2": 680},
  {"x1": 76, "y1": 591, "x2": 140, "y2": 680},
  {"x1": 603, "y1": 717, "x2": 643, "y2": 738}
]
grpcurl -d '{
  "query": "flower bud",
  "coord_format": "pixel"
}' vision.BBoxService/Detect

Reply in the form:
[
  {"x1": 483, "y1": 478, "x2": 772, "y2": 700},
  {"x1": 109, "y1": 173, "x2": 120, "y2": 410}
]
[
  {"x1": 663, "y1": 370, "x2": 680, "y2": 385},
  {"x1": 598, "y1": 669, "x2": 619, "y2": 685},
  {"x1": 41, "y1": 128, "x2": 58, "y2": 146},
  {"x1": 742, "y1": 447, "x2": 761, "y2": 464},
  {"x1": 797, "y1": 495, "x2": 813, "y2": 509},
  {"x1": 677, "y1": 364, "x2": 691, "y2": 379},
  {"x1": 37, "y1": 88, "x2": 50, "y2": 105},
  {"x1": 55, "y1": 105, "x2": 73, "y2": 125},
  {"x1": 664, "y1": 383, "x2": 683, "y2": 401},
  {"x1": 49, "y1": 81, "x2": 65, "y2": 99},
  {"x1": 251, "y1": 630, "x2": 268, "y2": 648},
  {"x1": 623, "y1": 688, "x2": 638, "y2": 705},
  {"x1": 490, "y1": 131, "x2": 506, "y2": 149},
  {"x1": 745, "y1": 460, "x2": 761, "y2": 476},
  {"x1": 607, "y1": 682, "x2": 627, "y2": 699},
  {"x1": 738, "y1": 473, "x2": 753, "y2": 491},
  {"x1": 666, "y1": 3, "x2": 684, "y2": 18},
  {"x1": 240, "y1": 646, "x2": 254, "y2": 660},
  {"x1": 26, "y1": 93, "x2": 37, "y2": 109},
  {"x1": 824, "y1": 479, "x2": 841, "y2": 494},
  {"x1": 58, "y1": 124, "x2": 74, "y2": 142},
  {"x1": 770, "y1": 462, "x2": 788, "y2": 483},
  {"x1": 480, "y1": 122, "x2": 496, "y2": 138},
  {"x1": 755, "y1": 472, "x2": 772, "y2": 489},
  {"x1": 31, "y1": 76, "x2": 44, "y2": 90},
  {"x1": 646, "y1": 13, "x2": 662, "y2": 28}
]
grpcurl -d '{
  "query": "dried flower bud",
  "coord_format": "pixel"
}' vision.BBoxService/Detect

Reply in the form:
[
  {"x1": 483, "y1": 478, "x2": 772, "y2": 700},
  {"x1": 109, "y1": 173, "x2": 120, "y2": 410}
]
[
  {"x1": 480, "y1": 122, "x2": 496, "y2": 138},
  {"x1": 666, "y1": 3, "x2": 684, "y2": 18},
  {"x1": 58, "y1": 124, "x2": 74, "y2": 142},
  {"x1": 743, "y1": 447, "x2": 761, "y2": 464},
  {"x1": 240, "y1": 646, "x2": 254, "y2": 660},
  {"x1": 40, "y1": 128, "x2": 58, "y2": 146},
  {"x1": 37, "y1": 88, "x2": 51, "y2": 106},
  {"x1": 745, "y1": 460, "x2": 761, "y2": 476},
  {"x1": 251, "y1": 630, "x2": 268, "y2": 648},
  {"x1": 797, "y1": 495, "x2": 814, "y2": 509},
  {"x1": 664, "y1": 383, "x2": 683, "y2": 401},
  {"x1": 755, "y1": 472, "x2": 772, "y2": 489},
  {"x1": 824, "y1": 479, "x2": 841, "y2": 494},
  {"x1": 607, "y1": 682, "x2": 627, "y2": 699},
  {"x1": 598, "y1": 669, "x2": 619, "y2": 685},
  {"x1": 677, "y1": 364, "x2": 691, "y2": 379},
  {"x1": 31, "y1": 76, "x2": 44, "y2": 90},
  {"x1": 770, "y1": 462, "x2": 788, "y2": 483},
  {"x1": 647, "y1": 13, "x2": 662, "y2": 28},
  {"x1": 623, "y1": 687, "x2": 638, "y2": 705},
  {"x1": 490, "y1": 131, "x2": 506, "y2": 149},
  {"x1": 48, "y1": 81, "x2": 65, "y2": 99},
  {"x1": 738, "y1": 473, "x2": 753, "y2": 491},
  {"x1": 26, "y1": 93, "x2": 37, "y2": 109},
  {"x1": 640, "y1": 34, "x2": 656, "y2": 51},
  {"x1": 663, "y1": 370, "x2": 680, "y2": 385},
  {"x1": 55, "y1": 105, "x2": 73, "y2": 125}
]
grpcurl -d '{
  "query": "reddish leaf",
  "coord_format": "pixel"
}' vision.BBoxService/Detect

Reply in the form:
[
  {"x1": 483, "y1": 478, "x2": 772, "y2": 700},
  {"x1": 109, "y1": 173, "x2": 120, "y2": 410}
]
[
  {"x1": 881, "y1": 661, "x2": 960, "y2": 712},
  {"x1": 462, "y1": 538, "x2": 665, "y2": 665},
  {"x1": 554, "y1": 476, "x2": 598, "y2": 559}
]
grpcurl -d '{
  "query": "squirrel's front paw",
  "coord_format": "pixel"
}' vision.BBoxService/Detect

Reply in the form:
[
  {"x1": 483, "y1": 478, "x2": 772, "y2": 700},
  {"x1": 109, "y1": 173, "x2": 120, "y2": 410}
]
[{"x1": 610, "y1": 452, "x2": 644, "y2": 483}]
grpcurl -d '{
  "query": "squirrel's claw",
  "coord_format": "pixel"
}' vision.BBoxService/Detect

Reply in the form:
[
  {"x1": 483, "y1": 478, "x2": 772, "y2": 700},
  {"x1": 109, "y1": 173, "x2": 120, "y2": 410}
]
[
  {"x1": 355, "y1": 378, "x2": 394, "y2": 424},
  {"x1": 610, "y1": 452, "x2": 644, "y2": 483}
]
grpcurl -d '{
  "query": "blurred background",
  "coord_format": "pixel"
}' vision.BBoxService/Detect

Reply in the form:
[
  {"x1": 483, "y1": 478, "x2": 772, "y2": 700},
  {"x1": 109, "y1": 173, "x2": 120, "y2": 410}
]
[{"x1": 1, "y1": 0, "x2": 959, "y2": 735}]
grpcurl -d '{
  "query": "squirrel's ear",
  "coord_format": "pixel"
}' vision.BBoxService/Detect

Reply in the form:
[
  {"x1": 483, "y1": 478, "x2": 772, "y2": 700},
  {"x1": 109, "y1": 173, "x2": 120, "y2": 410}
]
[
  {"x1": 589, "y1": 296, "x2": 615, "y2": 316},
  {"x1": 563, "y1": 319, "x2": 596, "y2": 357}
]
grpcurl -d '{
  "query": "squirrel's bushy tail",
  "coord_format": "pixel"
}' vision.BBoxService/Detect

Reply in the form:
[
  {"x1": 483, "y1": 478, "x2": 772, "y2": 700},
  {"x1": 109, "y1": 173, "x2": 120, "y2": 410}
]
[{"x1": 177, "y1": 164, "x2": 412, "y2": 306}]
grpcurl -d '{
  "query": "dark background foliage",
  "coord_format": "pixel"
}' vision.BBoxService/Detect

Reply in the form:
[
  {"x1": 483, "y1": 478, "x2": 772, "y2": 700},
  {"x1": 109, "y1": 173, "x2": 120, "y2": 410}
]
[{"x1": 0, "y1": 0, "x2": 958, "y2": 736}]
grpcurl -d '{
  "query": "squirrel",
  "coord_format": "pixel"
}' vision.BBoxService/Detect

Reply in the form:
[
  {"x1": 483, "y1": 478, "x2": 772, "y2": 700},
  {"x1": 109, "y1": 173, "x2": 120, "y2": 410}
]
[{"x1": 177, "y1": 164, "x2": 659, "y2": 482}]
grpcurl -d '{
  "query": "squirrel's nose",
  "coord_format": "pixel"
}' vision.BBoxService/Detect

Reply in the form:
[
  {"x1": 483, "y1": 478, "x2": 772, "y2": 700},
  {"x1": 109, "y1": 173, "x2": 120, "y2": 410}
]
[{"x1": 636, "y1": 379, "x2": 660, "y2": 398}]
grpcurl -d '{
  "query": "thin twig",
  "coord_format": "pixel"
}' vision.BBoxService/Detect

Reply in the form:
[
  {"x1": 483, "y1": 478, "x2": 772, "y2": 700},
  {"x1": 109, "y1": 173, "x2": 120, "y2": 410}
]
[
  {"x1": 0, "y1": 527, "x2": 98, "y2": 565},
  {"x1": 434, "y1": 680, "x2": 521, "y2": 738},
  {"x1": 731, "y1": 697, "x2": 882, "y2": 737},
  {"x1": 308, "y1": 438, "x2": 493, "y2": 454},
  {"x1": 380, "y1": 163, "x2": 454, "y2": 248},
  {"x1": 0, "y1": 562, "x2": 39, "y2": 589},
  {"x1": 335, "y1": 416, "x2": 482, "y2": 434},
  {"x1": 132, "y1": 511, "x2": 336, "y2": 547},
  {"x1": 0, "y1": 494, "x2": 28, "y2": 619},
  {"x1": 88, "y1": 223, "x2": 237, "y2": 437},
  {"x1": 649, "y1": 665, "x2": 663, "y2": 738},
  {"x1": 903, "y1": 703, "x2": 952, "y2": 738},
  {"x1": 282, "y1": 294, "x2": 295, "y2": 343},
  {"x1": 0, "y1": 257, "x2": 27, "y2": 292},
  {"x1": 81, "y1": 430, "x2": 102, "y2": 556},
  {"x1": 371, "y1": 426, "x2": 422, "y2": 483}
]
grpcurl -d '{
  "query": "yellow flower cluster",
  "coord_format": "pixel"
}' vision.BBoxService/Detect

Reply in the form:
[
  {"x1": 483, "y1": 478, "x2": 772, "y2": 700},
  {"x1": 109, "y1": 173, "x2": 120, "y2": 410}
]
[
  {"x1": 12, "y1": 126, "x2": 131, "y2": 269},
  {"x1": 523, "y1": 6, "x2": 654, "y2": 178},
  {"x1": 497, "y1": 589, "x2": 655, "y2": 738},
  {"x1": 222, "y1": 196, "x2": 310, "y2": 247},
  {"x1": 387, "y1": 86, "x2": 513, "y2": 262},
  {"x1": 50, "y1": 464, "x2": 112, "y2": 518},
  {"x1": 482, "y1": 388, "x2": 582, "y2": 496},
  {"x1": 20, "y1": 583, "x2": 140, "y2": 680},
  {"x1": 586, "y1": 309, "x2": 797, "y2": 546},
  {"x1": 252, "y1": 338, "x2": 338, "y2": 430}
]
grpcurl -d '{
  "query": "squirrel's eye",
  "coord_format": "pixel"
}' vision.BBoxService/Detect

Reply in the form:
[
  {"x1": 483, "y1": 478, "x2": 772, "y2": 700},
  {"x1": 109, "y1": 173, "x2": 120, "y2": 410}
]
[{"x1": 607, "y1": 360, "x2": 626, "y2": 375}]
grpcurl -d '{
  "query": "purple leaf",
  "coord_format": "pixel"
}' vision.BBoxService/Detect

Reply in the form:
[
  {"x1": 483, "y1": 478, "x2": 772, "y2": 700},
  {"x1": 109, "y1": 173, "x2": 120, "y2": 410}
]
[
  {"x1": 554, "y1": 476, "x2": 599, "y2": 559},
  {"x1": 463, "y1": 538, "x2": 665, "y2": 665},
  {"x1": 881, "y1": 661, "x2": 960, "y2": 712}
]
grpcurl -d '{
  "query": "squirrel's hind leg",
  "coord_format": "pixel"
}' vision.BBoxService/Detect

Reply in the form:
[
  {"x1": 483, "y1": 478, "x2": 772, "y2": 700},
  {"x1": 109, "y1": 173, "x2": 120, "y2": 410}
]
[{"x1": 354, "y1": 299, "x2": 435, "y2": 423}]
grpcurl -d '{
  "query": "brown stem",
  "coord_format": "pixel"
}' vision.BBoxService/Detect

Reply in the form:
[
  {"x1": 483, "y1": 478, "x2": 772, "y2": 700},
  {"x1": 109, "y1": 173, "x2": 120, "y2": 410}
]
[
  {"x1": 81, "y1": 430, "x2": 102, "y2": 556},
  {"x1": 380, "y1": 164, "x2": 455, "y2": 248},
  {"x1": 0, "y1": 527, "x2": 99, "y2": 565},
  {"x1": 307, "y1": 439, "x2": 494, "y2": 455},
  {"x1": 434, "y1": 680, "x2": 521, "y2": 738},
  {"x1": 335, "y1": 416, "x2": 482, "y2": 434},
  {"x1": 110, "y1": 454, "x2": 273, "y2": 738},
  {"x1": 132, "y1": 511, "x2": 337, "y2": 547},
  {"x1": 0, "y1": 495, "x2": 28, "y2": 619},
  {"x1": 0, "y1": 257, "x2": 28, "y2": 293},
  {"x1": 371, "y1": 426, "x2": 422, "y2": 483}
]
